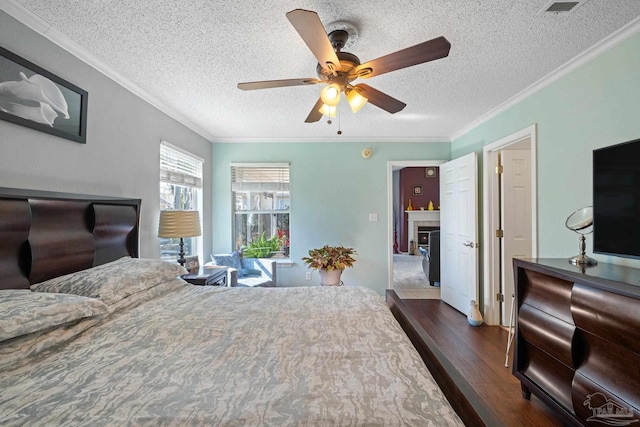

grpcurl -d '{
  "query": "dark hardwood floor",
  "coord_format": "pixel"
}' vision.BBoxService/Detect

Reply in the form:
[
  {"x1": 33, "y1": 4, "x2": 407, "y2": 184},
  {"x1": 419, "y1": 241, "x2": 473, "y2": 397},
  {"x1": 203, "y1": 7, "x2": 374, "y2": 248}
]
[{"x1": 386, "y1": 291, "x2": 565, "y2": 427}]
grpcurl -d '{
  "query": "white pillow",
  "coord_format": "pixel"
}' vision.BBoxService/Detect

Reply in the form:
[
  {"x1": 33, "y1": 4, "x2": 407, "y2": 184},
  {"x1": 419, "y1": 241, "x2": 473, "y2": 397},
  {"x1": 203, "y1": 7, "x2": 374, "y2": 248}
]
[
  {"x1": 31, "y1": 257, "x2": 187, "y2": 305},
  {"x1": 0, "y1": 290, "x2": 108, "y2": 342}
]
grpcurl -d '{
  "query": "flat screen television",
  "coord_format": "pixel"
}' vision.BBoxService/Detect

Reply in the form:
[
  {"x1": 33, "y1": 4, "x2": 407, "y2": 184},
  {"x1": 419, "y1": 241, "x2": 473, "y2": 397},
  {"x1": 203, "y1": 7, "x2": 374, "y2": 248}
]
[{"x1": 593, "y1": 138, "x2": 640, "y2": 259}]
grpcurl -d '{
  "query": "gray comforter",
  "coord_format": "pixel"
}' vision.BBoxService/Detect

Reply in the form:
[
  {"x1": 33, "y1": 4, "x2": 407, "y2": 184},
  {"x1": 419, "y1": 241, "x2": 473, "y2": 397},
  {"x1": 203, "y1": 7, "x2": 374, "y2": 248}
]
[{"x1": 0, "y1": 284, "x2": 463, "y2": 426}]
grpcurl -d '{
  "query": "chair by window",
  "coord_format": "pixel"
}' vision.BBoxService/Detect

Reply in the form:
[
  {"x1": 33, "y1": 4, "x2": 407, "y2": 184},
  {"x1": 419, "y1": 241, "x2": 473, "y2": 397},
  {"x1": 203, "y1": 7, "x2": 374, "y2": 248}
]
[{"x1": 206, "y1": 251, "x2": 276, "y2": 287}]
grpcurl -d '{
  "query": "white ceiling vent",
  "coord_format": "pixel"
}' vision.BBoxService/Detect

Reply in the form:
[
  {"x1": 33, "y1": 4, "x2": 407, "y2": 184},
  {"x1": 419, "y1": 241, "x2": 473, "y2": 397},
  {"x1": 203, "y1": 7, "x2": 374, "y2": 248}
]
[{"x1": 538, "y1": 1, "x2": 588, "y2": 15}]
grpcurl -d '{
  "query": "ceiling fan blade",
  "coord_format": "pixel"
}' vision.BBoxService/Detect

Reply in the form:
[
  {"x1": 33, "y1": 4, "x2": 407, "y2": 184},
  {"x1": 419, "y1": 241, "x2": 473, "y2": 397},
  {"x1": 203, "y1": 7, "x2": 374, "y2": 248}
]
[
  {"x1": 238, "y1": 78, "x2": 321, "y2": 91},
  {"x1": 355, "y1": 36, "x2": 451, "y2": 79},
  {"x1": 305, "y1": 98, "x2": 324, "y2": 123},
  {"x1": 286, "y1": 9, "x2": 340, "y2": 72},
  {"x1": 355, "y1": 84, "x2": 406, "y2": 114}
]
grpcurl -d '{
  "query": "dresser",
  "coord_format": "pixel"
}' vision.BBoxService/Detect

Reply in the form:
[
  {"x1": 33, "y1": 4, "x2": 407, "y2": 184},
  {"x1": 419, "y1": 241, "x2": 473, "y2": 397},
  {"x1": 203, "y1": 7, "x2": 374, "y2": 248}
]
[{"x1": 513, "y1": 258, "x2": 640, "y2": 426}]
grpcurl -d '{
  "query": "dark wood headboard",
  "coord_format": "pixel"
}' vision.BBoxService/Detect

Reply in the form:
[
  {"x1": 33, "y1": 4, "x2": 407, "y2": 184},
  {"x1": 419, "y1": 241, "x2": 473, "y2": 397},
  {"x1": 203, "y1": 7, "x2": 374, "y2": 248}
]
[{"x1": 0, "y1": 187, "x2": 141, "y2": 290}]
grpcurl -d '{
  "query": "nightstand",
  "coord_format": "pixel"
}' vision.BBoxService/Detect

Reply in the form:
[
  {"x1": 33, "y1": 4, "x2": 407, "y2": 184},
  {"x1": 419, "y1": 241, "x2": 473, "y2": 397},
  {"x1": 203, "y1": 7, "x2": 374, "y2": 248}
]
[{"x1": 181, "y1": 266, "x2": 227, "y2": 286}]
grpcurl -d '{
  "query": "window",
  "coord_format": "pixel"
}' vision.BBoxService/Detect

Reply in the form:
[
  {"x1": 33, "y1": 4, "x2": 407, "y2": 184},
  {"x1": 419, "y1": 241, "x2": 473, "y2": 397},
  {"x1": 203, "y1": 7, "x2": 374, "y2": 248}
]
[
  {"x1": 160, "y1": 141, "x2": 203, "y2": 261},
  {"x1": 231, "y1": 163, "x2": 290, "y2": 255}
]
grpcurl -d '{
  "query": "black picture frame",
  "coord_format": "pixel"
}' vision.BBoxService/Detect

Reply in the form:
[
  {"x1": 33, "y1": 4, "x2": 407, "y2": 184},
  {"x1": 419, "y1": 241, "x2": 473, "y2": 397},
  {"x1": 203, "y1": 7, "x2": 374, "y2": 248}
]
[
  {"x1": 412, "y1": 185, "x2": 423, "y2": 195},
  {"x1": 0, "y1": 45, "x2": 88, "y2": 143}
]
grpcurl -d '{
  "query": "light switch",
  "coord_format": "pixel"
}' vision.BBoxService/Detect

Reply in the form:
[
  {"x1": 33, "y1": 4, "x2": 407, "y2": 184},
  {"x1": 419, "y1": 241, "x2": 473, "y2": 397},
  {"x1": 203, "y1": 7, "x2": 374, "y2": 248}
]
[{"x1": 369, "y1": 213, "x2": 378, "y2": 222}]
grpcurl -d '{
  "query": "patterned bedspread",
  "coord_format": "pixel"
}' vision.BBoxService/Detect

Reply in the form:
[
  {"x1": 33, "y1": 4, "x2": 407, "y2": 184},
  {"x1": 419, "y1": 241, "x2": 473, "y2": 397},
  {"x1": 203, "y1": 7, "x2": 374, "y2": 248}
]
[{"x1": 0, "y1": 284, "x2": 463, "y2": 426}]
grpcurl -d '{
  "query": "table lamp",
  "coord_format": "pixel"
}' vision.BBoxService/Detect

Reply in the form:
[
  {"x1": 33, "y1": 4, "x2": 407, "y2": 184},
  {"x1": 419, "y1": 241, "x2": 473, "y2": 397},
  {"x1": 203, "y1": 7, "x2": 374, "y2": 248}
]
[{"x1": 158, "y1": 210, "x2": 201, "y2": 266}]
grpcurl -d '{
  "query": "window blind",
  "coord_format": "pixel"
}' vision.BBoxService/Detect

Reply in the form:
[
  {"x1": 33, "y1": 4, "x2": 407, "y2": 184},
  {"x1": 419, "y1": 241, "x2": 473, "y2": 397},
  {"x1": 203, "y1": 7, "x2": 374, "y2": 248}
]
[
  {"x1": 231, "y1": 163, "x2": 290, "y2": 191},
  {"x1": 160, "y1": 141, "x2": 203, "y2": 189}
]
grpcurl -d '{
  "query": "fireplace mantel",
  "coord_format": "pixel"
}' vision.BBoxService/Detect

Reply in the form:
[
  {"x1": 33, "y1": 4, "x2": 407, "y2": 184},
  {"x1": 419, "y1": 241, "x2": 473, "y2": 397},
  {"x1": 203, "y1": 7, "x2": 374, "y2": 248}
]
[{"x1": 406, "y1": 210, "x2": 440, "y2": 222}]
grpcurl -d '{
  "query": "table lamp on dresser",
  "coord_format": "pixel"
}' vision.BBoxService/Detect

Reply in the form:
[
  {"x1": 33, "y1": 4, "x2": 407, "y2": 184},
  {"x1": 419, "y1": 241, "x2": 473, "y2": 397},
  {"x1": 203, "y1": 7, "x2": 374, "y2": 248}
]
[{"x1": 158, "y1": 210, "x2": 201, "y2": 267}]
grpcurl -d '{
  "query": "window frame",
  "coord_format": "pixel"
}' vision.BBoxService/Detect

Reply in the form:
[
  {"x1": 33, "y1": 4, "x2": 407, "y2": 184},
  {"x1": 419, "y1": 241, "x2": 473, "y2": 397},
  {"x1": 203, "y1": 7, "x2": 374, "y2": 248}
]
[
  {"x1": 160, "y1": 141, "x2": 204, "y2": 262},
  {"x1": 231, "y1": 163, "x2": 290, "y2": 257}
]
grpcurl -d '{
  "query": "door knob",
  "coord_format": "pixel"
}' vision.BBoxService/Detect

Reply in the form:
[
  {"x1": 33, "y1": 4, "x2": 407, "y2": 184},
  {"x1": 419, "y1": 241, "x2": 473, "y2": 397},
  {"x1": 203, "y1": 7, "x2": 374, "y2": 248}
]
[{"x1": 463, "y1": 241, "x2": 477, "y2": 248}]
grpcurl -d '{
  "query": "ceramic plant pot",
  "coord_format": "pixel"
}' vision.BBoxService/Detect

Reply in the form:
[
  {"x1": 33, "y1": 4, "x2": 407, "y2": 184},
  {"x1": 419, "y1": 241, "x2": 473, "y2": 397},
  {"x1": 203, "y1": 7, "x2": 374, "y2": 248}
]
[{"x1": 319, "y1": 269, "x2": 343, "y2": 286}]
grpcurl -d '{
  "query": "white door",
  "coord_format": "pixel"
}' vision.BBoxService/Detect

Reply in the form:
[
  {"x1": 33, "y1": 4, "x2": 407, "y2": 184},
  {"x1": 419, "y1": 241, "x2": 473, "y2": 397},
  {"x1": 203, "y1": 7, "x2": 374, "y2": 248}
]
[
  {"x1": 500, "y1": 150, "x2": 532, "y2": 326},
  {"x1": 440, "y1": 152, "x2": 479, "y2": 314}
]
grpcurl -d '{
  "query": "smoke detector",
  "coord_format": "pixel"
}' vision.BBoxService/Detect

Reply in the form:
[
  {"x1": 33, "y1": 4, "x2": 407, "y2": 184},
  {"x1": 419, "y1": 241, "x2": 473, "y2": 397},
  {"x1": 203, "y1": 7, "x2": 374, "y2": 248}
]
[{"x1": 538, "y1": 1, "x2": 588, "y2": 15}]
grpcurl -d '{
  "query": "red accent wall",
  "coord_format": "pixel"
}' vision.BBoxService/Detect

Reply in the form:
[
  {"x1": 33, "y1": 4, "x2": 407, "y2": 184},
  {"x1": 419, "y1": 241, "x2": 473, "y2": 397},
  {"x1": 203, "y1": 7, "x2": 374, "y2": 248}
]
[{"x1": 398, "y1": 167, "x2": 439, "y2": 252}]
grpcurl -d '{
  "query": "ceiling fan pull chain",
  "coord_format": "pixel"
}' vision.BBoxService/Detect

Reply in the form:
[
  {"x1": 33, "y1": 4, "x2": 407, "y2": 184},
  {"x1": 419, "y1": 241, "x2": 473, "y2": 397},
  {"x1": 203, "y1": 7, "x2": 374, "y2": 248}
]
[{"x1": 337, "y1": 103, "x2": 342, "y2": 135}]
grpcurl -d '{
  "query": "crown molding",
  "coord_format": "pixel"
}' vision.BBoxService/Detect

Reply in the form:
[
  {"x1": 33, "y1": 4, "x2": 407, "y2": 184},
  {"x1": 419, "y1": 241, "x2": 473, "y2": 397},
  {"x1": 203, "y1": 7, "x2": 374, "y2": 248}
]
[
  {"x1": 1, "y1": 0, "x2": 217, "y2": 142},
  {"x1": 1, "y1": 0, "x2": 50, "y2": 33},
  {"x1": 451, "y1": 15, "x2": 640, "y2": 141},
  {"x1": 209, "y1": 136, "x2": 450, "y2": 144}
]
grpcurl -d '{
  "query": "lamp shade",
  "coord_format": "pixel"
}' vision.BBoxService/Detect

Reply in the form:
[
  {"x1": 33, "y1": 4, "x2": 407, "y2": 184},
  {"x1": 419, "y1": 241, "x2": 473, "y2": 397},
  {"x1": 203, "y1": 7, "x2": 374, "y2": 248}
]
[
  {"x1": 319, "y1": 103, "x2": 337, "y2": 117},
  {"x1": 320, "y1": 83, "x2": 341, "y2": 107},
  {"x1": 346, "y1": 87, "x2": 368, "y2": 113},
  {"x1": 158, "y1": 210, "x2": 201, "y2": 238}
]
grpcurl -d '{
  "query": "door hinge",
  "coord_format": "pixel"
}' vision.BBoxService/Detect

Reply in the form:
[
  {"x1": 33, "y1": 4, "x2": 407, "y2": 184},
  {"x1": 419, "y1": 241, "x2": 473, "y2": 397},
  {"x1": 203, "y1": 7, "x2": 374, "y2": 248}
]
[
  {"x1": 495, "y1": 165, "x2": 504, "y2": 174},
  {"x1": 496, "y1": 293, "x2": 505, "y2": 302},
  {"x1": 496, "y1": 229, "x2": 504, "y2": 238}
]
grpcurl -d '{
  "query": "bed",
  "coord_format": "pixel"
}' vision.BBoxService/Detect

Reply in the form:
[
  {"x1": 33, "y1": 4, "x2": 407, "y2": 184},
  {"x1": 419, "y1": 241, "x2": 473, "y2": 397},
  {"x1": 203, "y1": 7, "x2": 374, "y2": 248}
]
[{"x1": 0, "y1": 188, "x2": 463, "y2": 426}]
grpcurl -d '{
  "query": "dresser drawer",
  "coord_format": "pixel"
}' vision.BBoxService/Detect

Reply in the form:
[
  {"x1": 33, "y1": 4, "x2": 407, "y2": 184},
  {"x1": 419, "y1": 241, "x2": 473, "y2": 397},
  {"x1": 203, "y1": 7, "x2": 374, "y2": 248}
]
[
  {"x1": 518, "y1": 341, "x2": 575, "y2": 412},
  {"x1": 572, "y1": 283, "x2": 640, "y2": 354},
  {"x1": 572, "y1": 372, "x2": 640, "y2": 426},
  {"x1": 573, "y1": 329, "x2": 640, "y2": 412},
  {"x1": 520, "y1": 269, "x2": 573, "y2": 324},
  {"x1": 518, "y1": 303, "x2": 576, "y2": 369}
]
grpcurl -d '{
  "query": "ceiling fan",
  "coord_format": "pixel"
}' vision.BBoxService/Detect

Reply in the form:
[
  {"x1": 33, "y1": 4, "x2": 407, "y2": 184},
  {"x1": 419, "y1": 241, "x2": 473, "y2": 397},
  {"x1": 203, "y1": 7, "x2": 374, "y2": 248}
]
[{"x1": 237, "y1": 9, "x2": 451, "y2": 123}]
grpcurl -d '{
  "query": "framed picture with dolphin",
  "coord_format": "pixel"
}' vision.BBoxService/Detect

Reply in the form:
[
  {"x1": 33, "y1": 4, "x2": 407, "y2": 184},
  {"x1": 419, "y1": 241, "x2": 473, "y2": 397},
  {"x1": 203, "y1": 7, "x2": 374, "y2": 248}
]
[{"x1": 0, "y1": 45, "x2": 88, "y2": 143}]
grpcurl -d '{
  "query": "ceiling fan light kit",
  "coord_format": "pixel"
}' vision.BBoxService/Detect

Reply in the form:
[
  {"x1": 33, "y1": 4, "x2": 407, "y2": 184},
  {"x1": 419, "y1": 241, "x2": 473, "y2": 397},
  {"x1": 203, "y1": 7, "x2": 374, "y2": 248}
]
[
  {"x1": 319, "y1": 104, "x2": 337, "y2": 117},
  {"x1": 346, "y1": 87, "x2": 368, "y2": 113},
  {"x1": 237, "y1": 8, "x2": 451, "y2": 126},
  {"x1": 320, "y1": 83, "x2": 341, "y2": 106}
]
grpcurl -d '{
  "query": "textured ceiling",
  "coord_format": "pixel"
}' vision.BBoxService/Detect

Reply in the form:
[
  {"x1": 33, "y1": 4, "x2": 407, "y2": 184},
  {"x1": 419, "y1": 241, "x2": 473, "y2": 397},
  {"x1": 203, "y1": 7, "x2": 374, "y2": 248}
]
[{"x1": 6, "y1": 0, "x2": 640, "y2": 142}]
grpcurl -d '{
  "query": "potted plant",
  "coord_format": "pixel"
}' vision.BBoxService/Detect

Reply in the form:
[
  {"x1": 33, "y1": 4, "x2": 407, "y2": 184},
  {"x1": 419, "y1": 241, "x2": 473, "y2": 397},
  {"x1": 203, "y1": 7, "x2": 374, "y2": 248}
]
[
  {"x1": 242, "y1": 232, "x2": 280, "y2": 258},
  {"x1": 302, "y1": 245, "x2": 356, "y2": 286}
]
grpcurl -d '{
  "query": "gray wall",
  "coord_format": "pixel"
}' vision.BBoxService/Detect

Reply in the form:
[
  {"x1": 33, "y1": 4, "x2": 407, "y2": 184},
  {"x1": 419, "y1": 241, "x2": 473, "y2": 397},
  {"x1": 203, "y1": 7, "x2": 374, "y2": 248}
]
[{"x1": 0, "y1": 11, "x2": 213, "y2": 259}]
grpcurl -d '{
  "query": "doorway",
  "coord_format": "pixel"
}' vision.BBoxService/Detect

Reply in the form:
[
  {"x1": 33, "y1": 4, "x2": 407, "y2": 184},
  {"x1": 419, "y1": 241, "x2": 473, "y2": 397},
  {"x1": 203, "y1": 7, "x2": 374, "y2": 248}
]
[
  {"x1": 387, "y1": 160, "x2": 446, "y2": 299},
  {"x1": 482, "y1": 125, "x2": 537, "y2": 325}
]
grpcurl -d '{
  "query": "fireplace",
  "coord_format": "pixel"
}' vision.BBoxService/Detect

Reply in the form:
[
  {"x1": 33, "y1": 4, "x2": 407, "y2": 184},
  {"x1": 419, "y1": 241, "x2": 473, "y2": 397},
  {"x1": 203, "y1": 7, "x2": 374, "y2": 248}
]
[
  {"x1": 418, "y1": 226, "x2": 439, "y2": 248},
  {"x1": 406, "y1": 210, "x2": 440, "y2": 254}
]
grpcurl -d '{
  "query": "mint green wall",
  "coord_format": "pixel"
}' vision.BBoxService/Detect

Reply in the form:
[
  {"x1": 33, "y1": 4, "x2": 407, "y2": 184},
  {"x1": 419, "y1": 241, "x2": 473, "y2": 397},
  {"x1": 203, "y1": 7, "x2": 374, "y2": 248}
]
[
  {"x1": 452, "y1": 31, "x2": 640, "y2": 267},
  {"x1": 211, "y1": 141, "x2": 450, "y2": 294}
]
